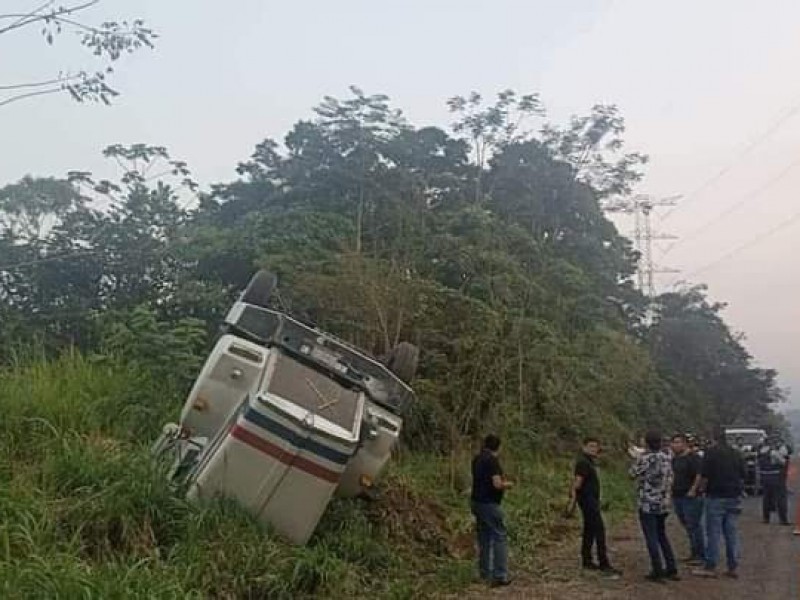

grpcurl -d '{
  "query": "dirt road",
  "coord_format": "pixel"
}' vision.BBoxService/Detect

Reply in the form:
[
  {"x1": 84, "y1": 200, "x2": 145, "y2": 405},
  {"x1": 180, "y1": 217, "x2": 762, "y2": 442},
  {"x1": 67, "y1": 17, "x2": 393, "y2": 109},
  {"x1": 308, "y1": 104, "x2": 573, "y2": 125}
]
[{"x1": 460, "y1": 467, "x2": 800, "y2": 599}]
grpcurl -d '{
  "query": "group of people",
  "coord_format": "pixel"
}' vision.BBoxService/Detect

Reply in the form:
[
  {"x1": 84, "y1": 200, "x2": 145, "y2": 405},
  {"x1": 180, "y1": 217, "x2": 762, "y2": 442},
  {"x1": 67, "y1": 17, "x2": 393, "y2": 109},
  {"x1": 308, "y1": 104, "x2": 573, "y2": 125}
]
[
  {"x1": 627, "y1": 429, "x2": 746, "y2": 582},
  {"x1": 468, "y1": 428, "x2": 794, "y2": 588}
]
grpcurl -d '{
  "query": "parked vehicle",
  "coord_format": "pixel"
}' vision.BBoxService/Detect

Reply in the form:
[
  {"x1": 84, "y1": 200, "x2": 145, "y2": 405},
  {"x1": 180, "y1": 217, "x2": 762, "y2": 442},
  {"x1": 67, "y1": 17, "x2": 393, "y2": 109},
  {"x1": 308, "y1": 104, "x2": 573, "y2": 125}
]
[
  {"x1": 725, "y1": 427, "x2": 767, "y2": 495},
  {"x1": 152, "y1": 271, "x2": 419, "y2": 544}
]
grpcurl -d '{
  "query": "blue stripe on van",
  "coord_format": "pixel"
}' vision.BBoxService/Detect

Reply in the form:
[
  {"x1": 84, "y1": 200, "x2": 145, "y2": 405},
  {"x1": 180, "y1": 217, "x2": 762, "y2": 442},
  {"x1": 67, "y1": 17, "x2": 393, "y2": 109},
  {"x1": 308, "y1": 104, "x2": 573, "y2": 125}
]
[{"x1": 242, "y1": 407, "x2": 352, "y2": 465}]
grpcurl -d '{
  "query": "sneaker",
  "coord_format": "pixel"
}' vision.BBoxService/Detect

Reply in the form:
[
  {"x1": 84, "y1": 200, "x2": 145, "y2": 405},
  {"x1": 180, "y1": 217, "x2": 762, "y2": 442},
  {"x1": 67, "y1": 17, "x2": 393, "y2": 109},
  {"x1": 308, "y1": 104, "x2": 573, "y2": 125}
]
[
  {"x1": 692, "y1": 568, "x2": 718, "y2": 578},
  {"x1": 664, "y1": 570, "x2": 681, "y2": 581},
  {"x1": 724, "y1": 570, "x2": 739, "y2": 580},
  {"x1": 793, "y1": 529, "x2": 800, "y2": 536},
  {"x1": 780, "y1": 521, "x2": 792, "y2": 526},
  {"x1": 582, "y1": 562, "x2": 601, "y2": 571},
  {"x1": 490, "y1": 578, "x2": 512, "y2": 588}
]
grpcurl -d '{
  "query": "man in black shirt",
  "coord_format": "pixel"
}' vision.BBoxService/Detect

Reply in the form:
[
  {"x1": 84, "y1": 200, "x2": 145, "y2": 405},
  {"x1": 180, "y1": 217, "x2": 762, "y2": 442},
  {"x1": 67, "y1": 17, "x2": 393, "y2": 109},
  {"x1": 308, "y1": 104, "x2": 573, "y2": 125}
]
[
  {"x1": 693, "y1": 428, "x2": 745, "y2": 579},
  {"x1": 569, "y1": 437, "x2": 621, "y2": 576},
  {"x1": 671, "y1": 433, "x2": 705, "y2": 565},
  {"x1": 471, "y1": 434, "x2": 513, "y2": 587}
]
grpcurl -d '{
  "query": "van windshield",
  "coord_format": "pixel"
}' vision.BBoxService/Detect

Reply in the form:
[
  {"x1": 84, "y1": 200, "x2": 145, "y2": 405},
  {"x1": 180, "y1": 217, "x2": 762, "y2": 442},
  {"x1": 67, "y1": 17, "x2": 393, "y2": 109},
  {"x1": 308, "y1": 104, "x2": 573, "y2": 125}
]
[{"x1": 726, "y1": 432, "x2": 764, "y2": 446}]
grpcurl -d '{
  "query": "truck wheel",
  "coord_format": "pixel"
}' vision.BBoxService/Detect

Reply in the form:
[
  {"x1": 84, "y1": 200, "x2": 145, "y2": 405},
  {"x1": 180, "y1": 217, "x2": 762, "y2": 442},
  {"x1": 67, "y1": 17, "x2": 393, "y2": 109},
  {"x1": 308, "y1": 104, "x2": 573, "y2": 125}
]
[
  {"x1": 241, "y1": 270, "x2": 277, "y2": 308},
  {"x1": 386, "y1": 342, "x2": 419, "y2": 384}
]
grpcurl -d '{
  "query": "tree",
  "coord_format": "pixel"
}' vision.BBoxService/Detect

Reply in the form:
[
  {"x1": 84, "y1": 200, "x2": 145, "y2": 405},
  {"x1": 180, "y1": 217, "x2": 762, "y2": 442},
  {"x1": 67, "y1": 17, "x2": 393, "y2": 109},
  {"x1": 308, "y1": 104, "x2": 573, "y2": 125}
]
[
  {"x1": 0, "y1": 87, "x2": 787, "y2": 455},
  {"x1": 647, "y1": 285, "x2": 784, "y2": 431},
  {"x1": 0, "y1": 176, "x2": 86, "y2": 244},
  {"x1": 447, "y1": 90, "x2": 544, "y2": 202},
  {"x1": 0, "y1": 0, "x2": 156, "y2": 108},
  {"x1": 0, "y1": 144, "x2": 198, "y2": 351},
  {"x1": 541, "y1": 104, "x2": 648, "y2": 198}
]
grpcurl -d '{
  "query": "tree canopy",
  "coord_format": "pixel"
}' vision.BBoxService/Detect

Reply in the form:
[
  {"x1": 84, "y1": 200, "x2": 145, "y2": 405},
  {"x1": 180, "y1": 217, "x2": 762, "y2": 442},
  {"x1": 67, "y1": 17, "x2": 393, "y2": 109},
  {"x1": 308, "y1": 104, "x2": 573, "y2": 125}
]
[{"x1": 0, "y1": 88, "x2": 786, "y2": 448}]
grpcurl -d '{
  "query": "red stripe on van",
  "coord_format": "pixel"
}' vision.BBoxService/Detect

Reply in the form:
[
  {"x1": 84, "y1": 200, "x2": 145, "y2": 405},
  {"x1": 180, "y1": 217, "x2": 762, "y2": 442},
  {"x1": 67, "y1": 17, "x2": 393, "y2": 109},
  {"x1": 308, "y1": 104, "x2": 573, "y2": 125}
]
[{"x1": 230, "y1": 425, "x2": 341, "y2": 484}]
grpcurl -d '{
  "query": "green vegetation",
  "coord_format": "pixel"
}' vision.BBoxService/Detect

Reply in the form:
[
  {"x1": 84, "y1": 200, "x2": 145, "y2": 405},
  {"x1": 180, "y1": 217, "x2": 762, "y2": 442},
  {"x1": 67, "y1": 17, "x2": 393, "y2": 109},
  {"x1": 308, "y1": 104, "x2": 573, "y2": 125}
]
[
  {"x1": 0, "y1": 88, "x2": 787, "y2": 595},
  {"x1": 0, "y1": 354, "x2": 634, "y2": 598}
]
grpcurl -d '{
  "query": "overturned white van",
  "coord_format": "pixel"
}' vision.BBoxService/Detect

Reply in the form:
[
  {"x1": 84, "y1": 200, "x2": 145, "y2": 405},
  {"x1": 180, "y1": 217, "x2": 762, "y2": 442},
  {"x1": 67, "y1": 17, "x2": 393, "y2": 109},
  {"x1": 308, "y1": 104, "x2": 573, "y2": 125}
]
[{"x1": 152, "y1": 271, "x2": 418, "y2": 544}]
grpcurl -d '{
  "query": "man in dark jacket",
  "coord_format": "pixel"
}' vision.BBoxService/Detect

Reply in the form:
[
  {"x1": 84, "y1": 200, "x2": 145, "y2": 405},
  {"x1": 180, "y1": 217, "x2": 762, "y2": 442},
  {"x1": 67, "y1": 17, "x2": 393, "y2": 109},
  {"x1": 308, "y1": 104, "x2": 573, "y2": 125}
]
[
  {"x1": 471, "y1": 434, "x2": 513, "y2": 587},
  {"x1": 693, "y1": 428, "x2": 745, "y2": 579},
  {"x1": 568, "y1": 437, "x2": 622, "y2": 576}
]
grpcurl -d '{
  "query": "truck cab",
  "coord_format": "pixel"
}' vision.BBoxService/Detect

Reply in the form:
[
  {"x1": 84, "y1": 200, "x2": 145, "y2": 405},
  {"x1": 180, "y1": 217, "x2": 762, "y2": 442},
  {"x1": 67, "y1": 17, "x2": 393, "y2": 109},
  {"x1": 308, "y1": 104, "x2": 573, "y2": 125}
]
[{"x1": 153, "y1": 271, "x2": 419, "y2": 544}]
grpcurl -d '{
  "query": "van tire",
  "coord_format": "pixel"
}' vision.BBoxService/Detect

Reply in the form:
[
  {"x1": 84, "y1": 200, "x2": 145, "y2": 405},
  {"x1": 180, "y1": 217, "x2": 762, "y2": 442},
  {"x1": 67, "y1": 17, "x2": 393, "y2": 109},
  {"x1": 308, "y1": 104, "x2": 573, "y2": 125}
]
[{"x1": 387, "y1": 342, "x2": 419, "y2": 384}]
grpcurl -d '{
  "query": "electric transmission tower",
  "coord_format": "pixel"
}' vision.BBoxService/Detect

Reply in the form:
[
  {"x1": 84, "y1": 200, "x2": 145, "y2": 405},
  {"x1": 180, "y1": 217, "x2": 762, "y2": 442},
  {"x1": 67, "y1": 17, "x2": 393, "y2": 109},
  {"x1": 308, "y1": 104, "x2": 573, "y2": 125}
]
[{"x1": 604, "y1": 194, "x2": 681, "y2": 297}]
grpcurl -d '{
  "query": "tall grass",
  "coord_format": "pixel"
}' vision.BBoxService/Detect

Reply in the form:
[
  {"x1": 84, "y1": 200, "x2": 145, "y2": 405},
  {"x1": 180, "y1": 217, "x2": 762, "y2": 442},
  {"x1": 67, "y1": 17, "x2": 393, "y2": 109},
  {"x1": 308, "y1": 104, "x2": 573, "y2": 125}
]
[
  {"x1": 0, "y1": 352, "x2": 635, "y2": 598},
  {"x1": 0, "y1": 354, "x2": 374, "y2": 598}
]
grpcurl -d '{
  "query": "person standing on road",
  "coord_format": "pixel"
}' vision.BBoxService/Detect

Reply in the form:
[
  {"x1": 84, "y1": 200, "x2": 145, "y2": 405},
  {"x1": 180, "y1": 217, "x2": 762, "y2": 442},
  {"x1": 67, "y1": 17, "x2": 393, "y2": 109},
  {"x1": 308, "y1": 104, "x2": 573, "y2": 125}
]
[
  {"x1": 758, "y1": 434, "x2": 792, "y2": 525},
  {"x1": 568, "y1": 437, "x2": 622, "y2": 577},
  {"x1": 630, "y1": 430, "x2": 679, "y2": 582},
  {"x1": 693, "y1": 428, "x2": 745, "y2": 579},
  {"x1": 671, "y1": 433, "x2": 706, "y2": 565},
  {"x1": 470, "y1": 434, "x2": 513, "y2": 587}
]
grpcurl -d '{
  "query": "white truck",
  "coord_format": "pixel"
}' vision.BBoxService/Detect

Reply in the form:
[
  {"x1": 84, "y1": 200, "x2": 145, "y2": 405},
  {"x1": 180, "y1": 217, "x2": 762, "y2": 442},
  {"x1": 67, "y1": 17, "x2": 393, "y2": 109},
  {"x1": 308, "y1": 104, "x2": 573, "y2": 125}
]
[{"x1": 152, "y1": 271, "x2": 418, "y2": 544}]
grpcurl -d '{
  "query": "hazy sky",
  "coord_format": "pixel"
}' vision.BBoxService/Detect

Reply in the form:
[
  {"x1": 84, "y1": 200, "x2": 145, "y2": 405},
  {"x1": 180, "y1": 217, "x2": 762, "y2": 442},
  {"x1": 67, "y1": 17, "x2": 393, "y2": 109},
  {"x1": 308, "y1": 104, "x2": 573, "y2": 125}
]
[{"x1": 2, "y1": 0, "x2": 799, "y2": 405}]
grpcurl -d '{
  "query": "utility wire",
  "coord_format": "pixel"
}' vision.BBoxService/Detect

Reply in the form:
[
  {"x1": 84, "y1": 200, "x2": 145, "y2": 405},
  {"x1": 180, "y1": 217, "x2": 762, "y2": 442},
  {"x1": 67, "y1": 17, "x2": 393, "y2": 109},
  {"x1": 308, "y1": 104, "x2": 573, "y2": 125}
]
[
  {"x1": 663, "y1": 156, "x2": 800, "y2": 255},
  {"x1": 671, "y1": 206, "x2": 800, "y2": 285},
  {"x1": 660, "y1": 98, "x2": 800, "y2": 222}
]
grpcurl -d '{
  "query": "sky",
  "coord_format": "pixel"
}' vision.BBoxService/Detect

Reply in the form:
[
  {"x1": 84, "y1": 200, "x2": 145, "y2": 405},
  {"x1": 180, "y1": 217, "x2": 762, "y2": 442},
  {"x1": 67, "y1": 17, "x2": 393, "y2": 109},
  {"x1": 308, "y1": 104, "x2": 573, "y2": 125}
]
[{"x1": 1, "y1": 0, "x2": 799, "y2": 405}]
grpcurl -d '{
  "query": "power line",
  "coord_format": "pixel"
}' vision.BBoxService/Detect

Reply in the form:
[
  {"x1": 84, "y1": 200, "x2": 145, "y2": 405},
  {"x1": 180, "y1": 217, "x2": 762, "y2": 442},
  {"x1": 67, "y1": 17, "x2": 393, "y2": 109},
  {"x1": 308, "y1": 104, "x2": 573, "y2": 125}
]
[
  {"x1": 660, "y1": 98, "x2": 800, "y2": 222},
  {"x1": 671, "y1": 206, "x2": 800, "y2": 284},
  {"x1": 663, "y1": 155, "x2": 800, "y2": 255}
]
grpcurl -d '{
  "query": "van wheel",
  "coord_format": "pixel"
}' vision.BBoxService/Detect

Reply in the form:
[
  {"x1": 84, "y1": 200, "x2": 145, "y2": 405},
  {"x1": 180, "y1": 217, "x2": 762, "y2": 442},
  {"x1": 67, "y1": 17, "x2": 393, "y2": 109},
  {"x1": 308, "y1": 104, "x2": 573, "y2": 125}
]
[
  {"x1": 386, "y1": 342, "x2": 419, "y2": 384},
  {"x1": 241, "y1": 270, "x2": 277, "y2": 308}
]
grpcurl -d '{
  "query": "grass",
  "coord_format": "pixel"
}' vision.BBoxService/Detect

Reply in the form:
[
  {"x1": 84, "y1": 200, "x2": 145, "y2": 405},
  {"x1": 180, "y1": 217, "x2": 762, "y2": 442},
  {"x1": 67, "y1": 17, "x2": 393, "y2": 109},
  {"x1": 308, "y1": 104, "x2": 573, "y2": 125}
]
[
  {"x1": 391, "y1": 449, "x2": 634, "y2": 578},
  {"x1": 0, "y1": 352, "x2": 635, "y2": 598}
]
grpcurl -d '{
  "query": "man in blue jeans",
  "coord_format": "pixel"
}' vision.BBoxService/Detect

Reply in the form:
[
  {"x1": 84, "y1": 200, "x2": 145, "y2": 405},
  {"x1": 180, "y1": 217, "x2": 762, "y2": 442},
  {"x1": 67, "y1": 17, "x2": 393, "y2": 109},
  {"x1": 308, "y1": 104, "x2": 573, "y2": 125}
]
[
  {"x1": 693, "y1": 428, "x2": 745, "y2": 579},
  {"x1": 671, "y1": 434, "x2": 705, "y2": 565},
  {"x1": 471, "y1": 434, "x2": 513, "y2": 587}
]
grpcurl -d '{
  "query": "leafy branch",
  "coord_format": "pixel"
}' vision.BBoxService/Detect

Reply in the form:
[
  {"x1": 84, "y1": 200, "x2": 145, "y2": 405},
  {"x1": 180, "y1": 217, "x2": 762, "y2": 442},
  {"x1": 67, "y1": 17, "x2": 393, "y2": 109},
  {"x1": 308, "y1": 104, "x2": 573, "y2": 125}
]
[{"x1": 0, "y1": 1, "x2": 156, "y2": 108}]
